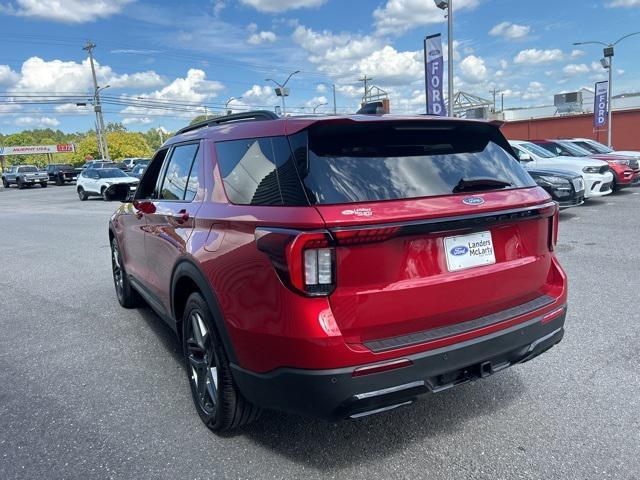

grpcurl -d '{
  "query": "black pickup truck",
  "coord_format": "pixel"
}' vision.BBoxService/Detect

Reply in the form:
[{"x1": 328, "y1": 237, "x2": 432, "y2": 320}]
[{"x1": 45, "y1": 164, "x2": 77, "y2": 185}]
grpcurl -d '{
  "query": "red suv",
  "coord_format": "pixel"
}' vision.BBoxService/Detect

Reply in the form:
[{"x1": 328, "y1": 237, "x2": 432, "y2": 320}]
[{"x1": 107, "y1": 112, "x2": 568, "y2": 432}]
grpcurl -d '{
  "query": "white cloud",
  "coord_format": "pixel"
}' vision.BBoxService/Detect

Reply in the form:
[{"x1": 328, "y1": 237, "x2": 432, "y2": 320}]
[
  {"x1": 489, "y1": 22, "x2": 530, "y2": 39},
  {"x1": 499, "y1": 59, "x2": 508, "y2": 70},
  {"x1": 15, "y1": 115, "x2": 60, "y2": 127},
  {"x1": 122, "y1": 116, "x2": 153, "y2": 126},
  {"x1": 607, "y1": 0, "x2": 640, "y2": 7},
  {"x1": 513, "y1": 48, "x2": 564, "y2": 65},
  {"x1": 247, "y1": 30, "x2": 277, "y2": 45},
  {"x1": 292, "y1": 25, "x2": 380, "y2": 65},
  {"x1": 0, "y1": 0, "x2": 132, "y2": 23},
  {"x1": 373, "y1": 0, "x2": 479, "y2": 35},
  {"x1": 571, "y1": 49, "x2": 585, "y2": 58},
  {"x1": 0, "y1": 65, "x2": 19, "y2": 86},
  {"x1": 9, "y1": 57, "x2": 165, "y2": 94},
  {"x1": 522, "y1": 81, "x2": 546, "y2": 101},
  {"x1": 213, "y1": 0, "x2": 225, "y2": 16},
  {"x1": 231, "y1": 84, "x2": 278, "y2": 111},
  {"x1": 563, "y1": 63, "x2": 590, "y2": 76},
  {"x1": 459, "y1": 55, "x2": 487, "y2": 83},
  {"x1": 119, "y1": 69, "x2": 224, "y2": 119},
  {"x1": 316, "y1": 83, "x2": 327, "y2": 93},
  {"x1": 239, "y1": 0, "x2": 326, "y2": 13}
]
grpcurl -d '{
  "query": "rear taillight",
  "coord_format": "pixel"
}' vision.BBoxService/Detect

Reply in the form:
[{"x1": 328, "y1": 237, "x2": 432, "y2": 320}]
[
  {"x1": 547, "y1": 206, "x2": 559, "y2": 251},
  {"x1": 287, "y1": 232, "x2": 335, "y2": 296}
]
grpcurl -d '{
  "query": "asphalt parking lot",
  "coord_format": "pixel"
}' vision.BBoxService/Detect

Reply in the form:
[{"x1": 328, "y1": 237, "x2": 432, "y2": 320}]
[{"x1": 0, "y1": 185, "x2": 639, "y2": 480}]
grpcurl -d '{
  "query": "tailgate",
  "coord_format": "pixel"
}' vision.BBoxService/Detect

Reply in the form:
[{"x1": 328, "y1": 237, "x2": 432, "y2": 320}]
[{"x1": 317, "y1": 189, "x2": 557, "y2": 344}]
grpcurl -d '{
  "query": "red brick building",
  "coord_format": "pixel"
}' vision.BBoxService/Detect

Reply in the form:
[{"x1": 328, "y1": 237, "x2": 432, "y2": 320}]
[{"x1": 500, "y1": 108, "x2": 640, "y2": 151}]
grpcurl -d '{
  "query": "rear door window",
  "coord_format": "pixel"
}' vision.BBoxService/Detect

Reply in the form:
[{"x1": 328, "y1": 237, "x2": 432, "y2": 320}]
[
  {"x1": 159, "y1": 143, "x2": 199, "y2": 200},
  {"x1": 294, "y1": 122, "x2": 536, "y2": 205}
]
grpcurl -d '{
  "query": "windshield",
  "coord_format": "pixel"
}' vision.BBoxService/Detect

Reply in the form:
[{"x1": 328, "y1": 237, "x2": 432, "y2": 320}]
[
  {"x1": 97, "y1": 168, "x2": 128, "y2": 178},
  {"x1": 518, "y1": 142, "x2": 556, "y2": 158},
  {"x1": 296, "y1": 123, "x2": 536, "y2": 205},
  {"x1": 574, "y1": 140, "x2": 612, "y2": 154},
  {"x1": 557, "y1": 141, "x2": 592, "y2": 157},
  {"x1": 18, "y1": 166, "x2": 38, "y2": 173}
]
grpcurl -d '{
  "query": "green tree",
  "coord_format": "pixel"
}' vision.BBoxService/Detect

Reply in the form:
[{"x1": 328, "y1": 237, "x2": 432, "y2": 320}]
[{"x1": 70, "y1": 131, "x2": 153, "y2": 163}]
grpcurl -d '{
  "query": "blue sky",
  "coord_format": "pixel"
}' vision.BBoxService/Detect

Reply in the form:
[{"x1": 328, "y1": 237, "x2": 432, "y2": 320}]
[{"x1": 1, "y1": 0, "x2": 639, "y2": 133}]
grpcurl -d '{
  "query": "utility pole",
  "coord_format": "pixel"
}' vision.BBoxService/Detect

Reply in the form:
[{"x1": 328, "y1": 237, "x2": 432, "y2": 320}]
[
  {"x1": 94, "y1": 120, "x2": 104, "y2": 159},
  {"x1": 359, "y1": 75, "x2": 373, "y2": 102},
  {"x1": 501, "y1": 92, "x2": 504, "y2": 113},
  {"x1": 83, "y1": 41, "x2": 110, "y2": 161},
  {"x1": 490, "y1": 88, "x2": 500, "y2": 113},
  {"x1": 158, "y1": 128, "x2": 164, "y2": 145},
  {"x1": 332, "y1": 84, "x2": 337, "y2": 114}
]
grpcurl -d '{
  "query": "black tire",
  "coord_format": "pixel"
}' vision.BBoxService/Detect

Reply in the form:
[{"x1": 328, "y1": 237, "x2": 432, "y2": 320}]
[
  {"x1": 55, "y1": 175, "x2": 63, "y2": 186},
  {"x1": 110, "y1": 237, "x2": 141, "y2": 308},
  {"x1": 17, "y1": 178, "x2": 25, "y2": 189},
  {"x1": 182, "y1": 292, "x2": 261, "y2": 433},
  {"x1": 40, "y1": 182, "x2": 47, "y2": 188},
  {"x1": 1, "y1": 177, "x2": 8, "y2": 188},
  {"x1": 101, "y1": 186, "x2": 108, "y2": 201},
  {"x1": 77, "y1": 187, "x2": 87, "y2": 201}
]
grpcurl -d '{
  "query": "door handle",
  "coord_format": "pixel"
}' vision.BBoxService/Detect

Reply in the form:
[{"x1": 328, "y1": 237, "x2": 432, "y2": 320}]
[{"x1": 175, "y1": 209, "x2": 189, "y2": 224}]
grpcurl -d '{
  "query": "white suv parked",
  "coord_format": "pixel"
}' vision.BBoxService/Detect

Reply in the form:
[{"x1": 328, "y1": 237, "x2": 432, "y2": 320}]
[
  {"x1": 76, "y1": 168, "x2": 139, "y2": 201},
  {"x1": 509, "y1": 140, "x2": 613, "y2": 198},
  {"x1": 567, "y1": 138, "x2": 640, "y2": 160}
]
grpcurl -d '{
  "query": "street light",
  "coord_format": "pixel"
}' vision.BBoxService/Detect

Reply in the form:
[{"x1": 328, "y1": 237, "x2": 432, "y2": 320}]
[
  {"x1": 313, "y1": 102, "x2": 327, "y2": 113},
  {"x1": 265, "y1": 70, "x2": 300, "y2": 115},
  {"x1": 225, "y1": 96, "x2": 242, "y2": 114},
  {"x1": 573, "y1": 31, "x2": 640, "y2": 147},
  {"x1": 434, "y1": 0, "x2": 454, "y2": 116}
]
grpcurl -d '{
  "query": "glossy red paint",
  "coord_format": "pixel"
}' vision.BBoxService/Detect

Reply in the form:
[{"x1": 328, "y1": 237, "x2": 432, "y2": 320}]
[{"x1": 111, "y1": 116, "x2": 568, "y2": 377}]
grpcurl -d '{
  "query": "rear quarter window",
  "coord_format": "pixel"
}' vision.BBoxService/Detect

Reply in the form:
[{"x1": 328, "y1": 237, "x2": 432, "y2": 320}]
[{"x1": 215, "y1": 137, "x2": 307, "y2": 206}]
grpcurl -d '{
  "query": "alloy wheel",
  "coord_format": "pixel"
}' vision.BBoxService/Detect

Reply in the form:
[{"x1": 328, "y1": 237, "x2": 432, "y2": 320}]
[
  {"x1": 186, "y1": 311, "x2": 219, "y2": 417},
  {"x1": 111, "y1": 240, "x2": 124, "y2": 301}
]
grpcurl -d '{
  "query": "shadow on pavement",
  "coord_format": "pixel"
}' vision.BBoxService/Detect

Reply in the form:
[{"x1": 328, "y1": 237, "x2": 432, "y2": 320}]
[{"x1": 238, "y1": 371, "x2": 525, "y2": 470}]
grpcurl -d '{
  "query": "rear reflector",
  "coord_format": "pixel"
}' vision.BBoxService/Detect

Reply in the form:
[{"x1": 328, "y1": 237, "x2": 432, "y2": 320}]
[
  {"x1": 542, "y1": 306, "x2": 565, "y2": 324},
  {"x1": 352, "y1": 358, "x2": 413, "y2": 377}
]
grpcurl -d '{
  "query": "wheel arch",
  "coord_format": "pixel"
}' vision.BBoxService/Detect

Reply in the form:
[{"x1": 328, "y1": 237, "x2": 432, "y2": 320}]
[{"x1": 171, "y1": 259, "x2": 238, "y2": 364}]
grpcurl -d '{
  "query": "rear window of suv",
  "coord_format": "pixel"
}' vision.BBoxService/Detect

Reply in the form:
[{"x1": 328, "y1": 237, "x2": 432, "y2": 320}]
[{"x1": 295, "y1": 122, "x2": 536, "y2": 205}]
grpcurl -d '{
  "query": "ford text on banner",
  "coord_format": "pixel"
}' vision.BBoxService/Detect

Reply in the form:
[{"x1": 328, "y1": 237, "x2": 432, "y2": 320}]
[
  {"x1": 594, "y1": 81, "x2": 609, "y2": 128},
  {"x1": 424, "y1": 34, "x2": 447, "y2": 116}
]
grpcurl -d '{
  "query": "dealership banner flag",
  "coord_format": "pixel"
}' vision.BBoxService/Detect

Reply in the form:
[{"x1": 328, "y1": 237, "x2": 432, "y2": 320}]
[
  {"x1": 594, "y1": 81, "x2": 609, "y2": 128},
  {"x1": 424, "y1": 34, "x2": 447, "y2": 116}
]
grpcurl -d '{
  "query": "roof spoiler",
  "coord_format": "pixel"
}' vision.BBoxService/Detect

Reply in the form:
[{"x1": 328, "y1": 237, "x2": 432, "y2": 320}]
[{"x1": 176, "y1": 110, "x2": 279, "y2": 135}]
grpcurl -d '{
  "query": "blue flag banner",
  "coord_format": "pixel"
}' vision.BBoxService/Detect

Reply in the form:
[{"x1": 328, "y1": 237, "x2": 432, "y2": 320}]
[
  {"x1": 424, "y1": 34, "x2": 447, "y2": 116},
  {"x1": 594, "y1": 81, "x2": 609, "y2": 128}
]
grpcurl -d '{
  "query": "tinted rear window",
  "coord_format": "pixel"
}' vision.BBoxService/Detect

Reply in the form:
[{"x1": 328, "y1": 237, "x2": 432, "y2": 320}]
[
  {"x1": 215, "y1": 137, "x2": 307, "y2": 206},
  {"x1": 294, "y1": 122, "x2": 536, "y2": 205}
]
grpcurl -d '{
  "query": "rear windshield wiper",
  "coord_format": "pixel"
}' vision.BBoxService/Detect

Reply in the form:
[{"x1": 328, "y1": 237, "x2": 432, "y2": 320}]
[{"x1": 453, "y1": 177, "x2": 512, "y2": 193}]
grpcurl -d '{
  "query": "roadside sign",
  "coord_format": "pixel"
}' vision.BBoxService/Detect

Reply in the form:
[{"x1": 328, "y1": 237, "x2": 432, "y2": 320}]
[{"x1": 0, "y1": 144, "x2": 75, "y2": 156}]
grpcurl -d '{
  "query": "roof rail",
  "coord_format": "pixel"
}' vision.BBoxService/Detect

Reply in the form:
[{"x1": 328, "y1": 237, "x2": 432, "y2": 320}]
[{"x1": 175, "y1": 110, "x2": 279, "y2": 135}]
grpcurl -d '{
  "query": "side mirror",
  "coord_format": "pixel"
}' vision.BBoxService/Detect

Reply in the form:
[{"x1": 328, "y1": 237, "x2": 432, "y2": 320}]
[
  {"x1": 104, "y1": 183, "x2": 131, "y2": 202},
  {"x1": 133, "y1": 200, "x2": 156, "y2": 214},
  {"x1": 519, "y1": 153, "x2": 532, "y2": 162}
]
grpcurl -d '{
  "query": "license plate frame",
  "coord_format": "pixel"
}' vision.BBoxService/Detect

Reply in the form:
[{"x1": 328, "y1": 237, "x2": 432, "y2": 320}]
[{"x1": 444, "y1": 231, "x2": 496, "y2": 272}]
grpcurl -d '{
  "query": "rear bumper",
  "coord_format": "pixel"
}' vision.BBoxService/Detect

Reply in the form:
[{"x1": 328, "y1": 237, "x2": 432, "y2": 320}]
[{"x1": 231, "y1": 308, "x2": 566, "y2": 420}]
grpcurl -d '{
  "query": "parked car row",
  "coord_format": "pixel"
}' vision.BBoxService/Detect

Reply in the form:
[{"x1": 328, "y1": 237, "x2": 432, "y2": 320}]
[
  {"x1": 1, "y1": 158, "x2": 150, "y2": 191},
  {"x1": 508, "y1": 138, "x2": 639, "y2": 208}
]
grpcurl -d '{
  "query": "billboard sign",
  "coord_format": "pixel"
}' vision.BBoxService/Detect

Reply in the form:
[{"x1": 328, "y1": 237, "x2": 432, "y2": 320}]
[
  {"x1": 424, "y1": 34, "x2": 447, "y2": 116},
  {"x1": 594, "y1": 81, "x2": 609, "y2": 128},
  {"x1": 0, "y1": 144, "x2": 75, "y2": 156}
]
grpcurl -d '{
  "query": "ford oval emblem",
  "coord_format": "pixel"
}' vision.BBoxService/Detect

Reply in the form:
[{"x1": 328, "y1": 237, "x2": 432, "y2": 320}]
[
  {"x1": 463, "y1": 197, "x2": 484, "y2": 206},
  {"x1": 450, "y1": 246, "x2": 469, "y2": 256}
]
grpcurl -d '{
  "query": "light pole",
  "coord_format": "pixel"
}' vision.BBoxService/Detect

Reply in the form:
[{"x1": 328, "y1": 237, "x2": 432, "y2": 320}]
[
  {"x1": 313, "y1": 102, "x2": 327, "y2": 113},
  {"x1": 434, "y1": 0, "x2": 454, "y2": 116},
  {"x1": 225, "y1": 96, "x2": 242, "y2": 114},
  {"x1": 573, "y1": 31, "x2": 640, "y2": 147},
  {"x1": 266, "y1": 70, "x2": 300, "y2": 115}
]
